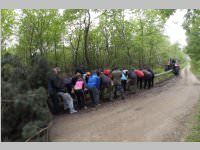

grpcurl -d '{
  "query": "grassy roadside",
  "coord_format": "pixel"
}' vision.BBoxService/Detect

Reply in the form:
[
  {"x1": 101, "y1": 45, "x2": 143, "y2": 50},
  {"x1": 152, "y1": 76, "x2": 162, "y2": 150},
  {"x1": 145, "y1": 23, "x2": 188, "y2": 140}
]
[
  {"x1": 185, "y1": 61, "x2": 200, "y2": 142},
  {"x1": 185, "y1": 98, "x2": 200, "y2": 142},
  {"x1": 190, "y1": 60, "x2": 200, "y2": 80}
]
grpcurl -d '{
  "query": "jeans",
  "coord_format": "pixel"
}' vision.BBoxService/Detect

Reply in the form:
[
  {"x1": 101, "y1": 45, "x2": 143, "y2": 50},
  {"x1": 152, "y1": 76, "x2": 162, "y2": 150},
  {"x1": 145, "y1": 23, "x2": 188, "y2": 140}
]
[
  {"x1": 57, "y1": 92, "x2": 75, "y2": 111},
  {"x1": 88, "y1": 87, "x2": 100, "y2": 105}
]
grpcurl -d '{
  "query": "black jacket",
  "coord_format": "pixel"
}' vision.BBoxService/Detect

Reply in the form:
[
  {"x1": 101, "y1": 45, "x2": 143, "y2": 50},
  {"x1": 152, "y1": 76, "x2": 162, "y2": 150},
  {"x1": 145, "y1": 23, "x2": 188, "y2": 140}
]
[
  {"x1": 47, "y1": 72, "x2": 66, "y2": 95},
  {"x1": 147, "y1": 69, "x2": 155, "y2": 78}
]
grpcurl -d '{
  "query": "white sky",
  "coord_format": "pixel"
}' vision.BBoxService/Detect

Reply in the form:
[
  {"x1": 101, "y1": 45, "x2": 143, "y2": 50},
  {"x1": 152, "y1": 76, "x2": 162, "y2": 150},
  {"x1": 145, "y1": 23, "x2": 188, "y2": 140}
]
[{"x1": 164, "y1": 9, "x2": 187, "y2": 49}]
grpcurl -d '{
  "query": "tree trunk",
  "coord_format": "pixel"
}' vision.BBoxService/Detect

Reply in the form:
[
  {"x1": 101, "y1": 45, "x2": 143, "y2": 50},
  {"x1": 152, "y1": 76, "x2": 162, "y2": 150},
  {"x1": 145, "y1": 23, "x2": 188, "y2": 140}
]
[
  {"x1": 140, "y1": 19, "x2": 145, "y2": 68},
  {"x1": 54, "y1": 41, "x2": 57, "y2": 67},
  {"x1": 83, "y1": 10, "x2": 91, "y2": 68},
  {"x1": 62, "y1": 41, "x2": 67, "y2": 71}
]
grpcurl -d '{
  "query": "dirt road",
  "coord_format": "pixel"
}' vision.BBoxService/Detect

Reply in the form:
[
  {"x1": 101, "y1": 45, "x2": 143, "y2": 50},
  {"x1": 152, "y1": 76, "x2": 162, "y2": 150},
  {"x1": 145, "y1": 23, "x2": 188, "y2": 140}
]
[{"x1": 49, "y1": 65, "x2": 200, "y2": 141}]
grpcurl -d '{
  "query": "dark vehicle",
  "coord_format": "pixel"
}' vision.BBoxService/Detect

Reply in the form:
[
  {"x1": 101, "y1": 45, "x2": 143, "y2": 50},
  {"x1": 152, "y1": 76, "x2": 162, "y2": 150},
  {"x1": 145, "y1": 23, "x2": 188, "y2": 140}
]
[
  {"x1": 165, "y1": 58, "x2": 180, "y2": 76},
  {"x1": 172, "y1": 64, "x2": 180, "y2": 76}
]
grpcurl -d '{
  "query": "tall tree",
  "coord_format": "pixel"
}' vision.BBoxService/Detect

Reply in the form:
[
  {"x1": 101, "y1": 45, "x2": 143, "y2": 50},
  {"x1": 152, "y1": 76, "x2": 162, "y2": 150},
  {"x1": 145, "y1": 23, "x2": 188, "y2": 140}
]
[{"x1": 1, "y1": 9, "x2": 15, "y2": 52}]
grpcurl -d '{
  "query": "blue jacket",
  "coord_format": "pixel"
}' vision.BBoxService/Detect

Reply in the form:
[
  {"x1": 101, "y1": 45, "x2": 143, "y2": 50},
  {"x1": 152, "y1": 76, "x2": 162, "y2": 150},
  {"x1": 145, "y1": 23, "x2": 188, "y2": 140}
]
[
  {"x1": 87, "y1": 73, "x2": 100, "y2": 89},
  {"x1": 121, "y1": 72, "x2": 127, "y2": 80}
]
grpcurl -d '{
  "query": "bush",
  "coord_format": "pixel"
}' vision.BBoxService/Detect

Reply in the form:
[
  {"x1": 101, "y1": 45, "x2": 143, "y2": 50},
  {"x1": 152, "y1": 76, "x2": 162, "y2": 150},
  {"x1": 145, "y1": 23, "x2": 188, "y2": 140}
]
[
  {"x1": 28, "y1": 55, "x2": 50, "y2": 89},
  {"x1": 1, "y1": 53, "x2": 52, "y2": 142}
]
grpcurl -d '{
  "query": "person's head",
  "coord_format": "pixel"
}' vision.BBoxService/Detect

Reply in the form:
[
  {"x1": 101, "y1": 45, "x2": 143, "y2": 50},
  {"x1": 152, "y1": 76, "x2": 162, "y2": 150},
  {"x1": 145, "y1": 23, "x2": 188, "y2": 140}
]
[
  {"x1": 86, "y1": 71, "x2": 91, "y2": 77},
  {"x1": 96, "y1": 69, "x2": 101, "y2": 76},
  {"x1": 76, "y1": 72, "x2": 82, "y2": 79},
  {"x1": 100, "y1": 72, "x2": 104, "y2": 77},
  {"x1": 52, "y1": 67, "x2": 61, "y2": 75},
  {"x1": 52, "y1": 68, "x2": 57, "y2": 74},
  {"x1": 113, "y1": 66, "x2": 118, "y2": 70}
]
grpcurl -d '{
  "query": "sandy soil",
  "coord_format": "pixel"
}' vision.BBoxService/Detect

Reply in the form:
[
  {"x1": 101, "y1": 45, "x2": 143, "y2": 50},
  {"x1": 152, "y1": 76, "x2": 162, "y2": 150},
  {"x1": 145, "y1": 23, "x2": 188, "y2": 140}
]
[{"x1": 49, "y1": 65, "x2": 200, "y2": 141}]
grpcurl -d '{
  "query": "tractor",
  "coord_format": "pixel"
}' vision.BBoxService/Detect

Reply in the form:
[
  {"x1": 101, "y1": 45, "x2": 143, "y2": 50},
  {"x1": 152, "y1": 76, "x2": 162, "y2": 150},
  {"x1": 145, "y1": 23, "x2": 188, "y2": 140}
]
[{"x1": 165, "y1": 58, "x2": 180, "y2": 76}]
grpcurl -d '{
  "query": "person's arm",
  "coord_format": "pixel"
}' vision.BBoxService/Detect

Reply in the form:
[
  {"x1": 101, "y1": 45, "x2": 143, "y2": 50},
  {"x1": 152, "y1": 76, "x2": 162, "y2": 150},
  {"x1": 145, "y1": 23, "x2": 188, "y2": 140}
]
[
  {"x1": 82, "y1": 80, "x2": 85, "y2": 90},
  {"x1": 111, "y1": 72, "x2": 114, "y2": 80}
]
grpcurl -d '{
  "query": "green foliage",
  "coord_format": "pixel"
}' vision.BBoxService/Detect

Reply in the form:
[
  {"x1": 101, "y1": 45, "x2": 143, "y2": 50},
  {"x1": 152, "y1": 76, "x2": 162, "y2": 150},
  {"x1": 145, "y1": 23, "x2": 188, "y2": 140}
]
[
  {"x1": 191, "y1": 60, "x2": 200, "y2": 80},
  {"x1": 1, "y1": 53, "x2": 52, "y2": 142},
  {"x1": 1, "y1": 9, "x2": 15, "y2": 50},
  {"x1": 184, "y1": 10, "x2": 200, "y2": 66},
  {"x1": 28, "y1": 55, "x2": 50, "y2": 89},
  {"x1": 2, "y1": 9, "x2": 186, "y2": 71},
  {"x1": 157, "y1": 9, "x2": 176, "y2": 21},
  {"x1": 22, "y1": 122, "x2": 39, "y2": 139},
  {"x1": 183, "y1": 10, "x2": 200, "y2": 142}
]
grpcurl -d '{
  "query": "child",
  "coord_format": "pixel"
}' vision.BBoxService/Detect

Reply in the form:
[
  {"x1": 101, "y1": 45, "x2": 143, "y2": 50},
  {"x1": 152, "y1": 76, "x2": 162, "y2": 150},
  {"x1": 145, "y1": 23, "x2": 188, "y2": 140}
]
[{"x1": 74, "y1": 73, "x2": 87, "y2": 110}]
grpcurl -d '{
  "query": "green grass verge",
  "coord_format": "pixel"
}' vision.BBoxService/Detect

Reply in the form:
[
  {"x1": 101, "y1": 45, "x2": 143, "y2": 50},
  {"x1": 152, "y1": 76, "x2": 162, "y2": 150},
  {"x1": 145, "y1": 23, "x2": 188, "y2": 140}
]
[
  {"x1": 185, "y1": 60, "x2": 200, "y2": 142},
  {"x1": 191, "y1": 60, "x2": 200, "y2": 80},
  {"x1": 185, "y1": 98, "x2": 200, "y2": 142}
]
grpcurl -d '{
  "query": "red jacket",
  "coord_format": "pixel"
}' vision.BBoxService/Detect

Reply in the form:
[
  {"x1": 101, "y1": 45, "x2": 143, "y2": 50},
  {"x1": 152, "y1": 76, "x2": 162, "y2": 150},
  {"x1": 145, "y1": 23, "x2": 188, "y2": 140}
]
[
  {"x1": 104, "y1": 69, "x2": 111, "y2": 79},
  {"x1": 134, "y1": 70, "x2": 144, "y2": 77}
]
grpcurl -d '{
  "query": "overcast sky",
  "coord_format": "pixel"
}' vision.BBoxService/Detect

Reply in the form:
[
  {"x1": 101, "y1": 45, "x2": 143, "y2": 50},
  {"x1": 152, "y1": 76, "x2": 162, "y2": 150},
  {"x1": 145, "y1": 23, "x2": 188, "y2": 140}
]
[{"x1": 164, "y1": 9, "x2": 187, "y2": 49}]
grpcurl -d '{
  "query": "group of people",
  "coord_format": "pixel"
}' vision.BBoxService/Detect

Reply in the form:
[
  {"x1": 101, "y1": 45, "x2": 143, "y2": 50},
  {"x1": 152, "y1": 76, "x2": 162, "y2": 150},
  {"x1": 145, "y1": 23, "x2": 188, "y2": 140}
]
[{"x1": 47, "y1": 65, "x2": 155, "y2": 115}]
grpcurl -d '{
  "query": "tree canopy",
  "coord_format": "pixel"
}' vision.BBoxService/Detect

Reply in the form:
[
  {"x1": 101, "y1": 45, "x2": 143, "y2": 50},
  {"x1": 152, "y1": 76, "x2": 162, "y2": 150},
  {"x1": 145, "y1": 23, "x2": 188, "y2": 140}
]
[{"x1": 2, "y1": 9, "x2": 186, "y2": 71}]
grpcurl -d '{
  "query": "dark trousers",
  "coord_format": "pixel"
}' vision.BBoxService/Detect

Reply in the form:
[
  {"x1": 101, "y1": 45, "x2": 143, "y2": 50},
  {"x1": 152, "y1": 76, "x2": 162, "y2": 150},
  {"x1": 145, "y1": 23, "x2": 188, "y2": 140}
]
[
  {"x1": 100, "y1": 85, "x2": 113, "y2": 101},
  {"x1": 121, "y1": 80, "x2": 127, "y2": 91},
  {"x1": 50, "y1": 94, "x2": 60, "y2": 113},
  {"x1": 137, "y1": 77, "x2": 143, "y2": 89},
  {"x1": 75, "y1": 90, "x2": 85, "y2": 109},
  {"x1": 144, "y1": 77, "x2": 151, "y2": 89},
  {"x1": 113, "y1": 84, "x2": 124, "y2": 99}
]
